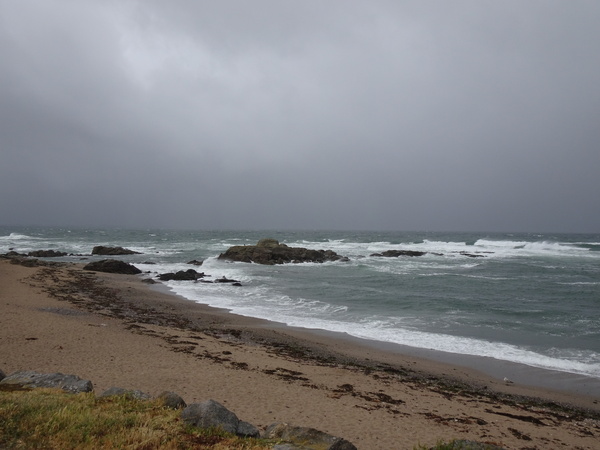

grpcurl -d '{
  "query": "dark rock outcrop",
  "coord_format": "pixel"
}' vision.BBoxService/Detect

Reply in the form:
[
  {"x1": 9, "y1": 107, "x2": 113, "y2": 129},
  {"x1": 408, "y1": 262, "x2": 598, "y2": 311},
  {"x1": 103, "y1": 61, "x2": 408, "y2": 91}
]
[
  {"x1": 0, "y1": 371, "x2": 93, "y2": 394},
  {"x1": 28, "y1": 250, "x2": 68, "y2": 257},
  {"x1": 91, "y1": 246, "x2": 140, "y2": 256},
  {"x1": 263, "y1": 422, "x2": 357, "y2": 450},
  {"x1": 181, "y1": 399, "x2": 260, "y2": 437},
  {"x1": 83, "y1": 259, "x2": 142, "y2": 274},
  {"x1": 158, "y1": 269, "x2": 205, "y2": 281},
  {"x1": 218, "y1": 239, "x2": 344, "y2": 265},
  {"x1": 371, "y1": 250, "x2": 427, "y2": 257},
  {"x1": 0, "y1": 251, "x2": 27, "y2": 258},
  {"x1": 98, "y1": 387, "x2": 152, "y2": 400}
]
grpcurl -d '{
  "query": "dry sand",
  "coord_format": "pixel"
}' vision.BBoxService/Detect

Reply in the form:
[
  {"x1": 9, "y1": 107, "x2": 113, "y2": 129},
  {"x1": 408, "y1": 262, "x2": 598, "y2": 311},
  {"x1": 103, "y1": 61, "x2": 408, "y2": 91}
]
[{"x1": 1, "y1": 258, "x2": 599, "y2": 449}]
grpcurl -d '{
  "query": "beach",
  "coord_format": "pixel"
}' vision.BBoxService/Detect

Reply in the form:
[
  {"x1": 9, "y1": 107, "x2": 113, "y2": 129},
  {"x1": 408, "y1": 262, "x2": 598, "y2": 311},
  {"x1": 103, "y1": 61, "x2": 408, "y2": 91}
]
[{"x1": 1, "y1": 258, "x2": 599, "y2": 449}]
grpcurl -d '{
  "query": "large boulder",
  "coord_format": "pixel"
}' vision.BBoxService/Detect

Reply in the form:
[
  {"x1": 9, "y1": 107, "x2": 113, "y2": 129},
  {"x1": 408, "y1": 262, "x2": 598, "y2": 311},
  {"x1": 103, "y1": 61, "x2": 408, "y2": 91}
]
[
  {"x1": 0, "y1": 371, "x2": 93, "y2": 394},
  {"x1": 263, "y1": 422, "x2": 357, "y2": 450},
  {"x1": 83, "y1": 259, "x2": 142, "y2": 274},
  {"x1": 218, "y1": 239, "x2": 344, "y2": 265},
  {"x1": 181, "y1": 400, "x2": 259, "y2": 437},
  {"x1": 91, "y1": 246, "x2": 140, "y2": 256}
]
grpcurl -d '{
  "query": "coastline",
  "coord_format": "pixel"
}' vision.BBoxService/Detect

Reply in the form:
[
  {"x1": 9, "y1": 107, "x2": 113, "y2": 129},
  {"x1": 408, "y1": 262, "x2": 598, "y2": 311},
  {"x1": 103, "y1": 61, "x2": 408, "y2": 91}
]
[
  {"x1": 149, "y1": 270, "x2": 600, "y2": 402},
  {"x1": 1, "y1": 258, "x2": 599, "y2": 449}
]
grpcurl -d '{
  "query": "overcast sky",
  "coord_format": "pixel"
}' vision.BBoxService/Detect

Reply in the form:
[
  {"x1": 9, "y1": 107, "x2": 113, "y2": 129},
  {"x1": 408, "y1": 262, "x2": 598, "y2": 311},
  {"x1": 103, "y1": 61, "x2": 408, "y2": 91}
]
[{"x1": 1, "y1": 1, "x2": 599, "y2": 233}]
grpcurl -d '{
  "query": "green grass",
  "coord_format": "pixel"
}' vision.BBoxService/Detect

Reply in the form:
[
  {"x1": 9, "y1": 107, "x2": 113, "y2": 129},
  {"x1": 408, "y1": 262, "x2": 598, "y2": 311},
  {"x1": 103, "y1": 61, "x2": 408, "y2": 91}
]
[{"x1": 0, "y1": 387, "x2": 272, "y2": 449}]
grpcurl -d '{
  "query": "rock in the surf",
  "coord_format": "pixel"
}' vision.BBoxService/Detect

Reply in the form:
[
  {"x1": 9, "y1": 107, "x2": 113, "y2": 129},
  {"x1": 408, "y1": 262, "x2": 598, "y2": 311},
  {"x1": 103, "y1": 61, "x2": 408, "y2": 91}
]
[
  {"x1": 91, "y1": 246, "x2": 140, "y2": 256},
  {"x1": 27, "y1": 250, "x2": 68, "y2": 257},
  {"x1": 218, "y1": 239, "x2": 344, "y2": 265},
  {"x1": 370, "y1": 250, "x2": 427, "y2": 257},
  {"x1": 83, "y1": 259, "x2": 142, "y2": 274}
]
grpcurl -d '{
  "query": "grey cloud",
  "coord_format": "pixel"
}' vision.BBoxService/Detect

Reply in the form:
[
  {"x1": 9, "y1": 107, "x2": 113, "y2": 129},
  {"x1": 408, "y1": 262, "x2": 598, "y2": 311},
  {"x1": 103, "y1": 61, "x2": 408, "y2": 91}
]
[{"x1": 1, "y1": 1, "x2": 599, "y2": 232}]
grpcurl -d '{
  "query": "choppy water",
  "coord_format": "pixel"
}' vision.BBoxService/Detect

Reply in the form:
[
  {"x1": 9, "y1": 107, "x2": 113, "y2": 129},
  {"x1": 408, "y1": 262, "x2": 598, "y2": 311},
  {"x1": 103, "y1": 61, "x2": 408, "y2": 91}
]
[{"x1": 2, "y1": 226, "x2": 599, "y2": 380}]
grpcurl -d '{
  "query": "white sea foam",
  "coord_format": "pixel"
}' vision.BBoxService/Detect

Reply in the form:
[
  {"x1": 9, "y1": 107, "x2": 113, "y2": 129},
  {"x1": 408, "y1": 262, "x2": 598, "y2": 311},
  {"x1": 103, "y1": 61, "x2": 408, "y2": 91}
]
[
  {"x1": 284, "y1": 237, "x2": 596, "y2": 261},
  {"x1": 0, "y1": 232, "x2": 38, "y2": 241},
  {"x1": 160, "y1": 271, "x2": 600, "y2": 379},
  {"x1": 473, "y1": 239, "x2": 589, "y2": 258}
]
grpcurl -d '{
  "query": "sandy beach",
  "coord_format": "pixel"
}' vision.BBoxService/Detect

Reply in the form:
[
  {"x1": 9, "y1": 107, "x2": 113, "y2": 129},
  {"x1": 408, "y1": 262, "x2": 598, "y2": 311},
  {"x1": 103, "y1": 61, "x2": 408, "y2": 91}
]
[{"x1": 1, "y1": 257, "x2": 599, "y2": 449}]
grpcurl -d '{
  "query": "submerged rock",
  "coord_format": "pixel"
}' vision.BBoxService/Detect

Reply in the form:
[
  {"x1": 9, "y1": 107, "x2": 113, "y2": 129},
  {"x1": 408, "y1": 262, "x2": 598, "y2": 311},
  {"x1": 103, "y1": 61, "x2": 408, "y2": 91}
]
[
  {"x1": 371, "y1": 250, "x2": 427, "y2": 257},
  {"x1": 218, "y1": 239, "x2": 345, "y2": 265}
]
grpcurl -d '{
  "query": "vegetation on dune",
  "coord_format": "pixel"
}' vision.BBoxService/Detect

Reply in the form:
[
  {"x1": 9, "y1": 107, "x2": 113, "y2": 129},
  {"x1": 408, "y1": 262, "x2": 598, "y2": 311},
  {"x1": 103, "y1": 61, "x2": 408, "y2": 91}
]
[{"x1": 0, "y1": 387, "x2": 271, "y2": 449}]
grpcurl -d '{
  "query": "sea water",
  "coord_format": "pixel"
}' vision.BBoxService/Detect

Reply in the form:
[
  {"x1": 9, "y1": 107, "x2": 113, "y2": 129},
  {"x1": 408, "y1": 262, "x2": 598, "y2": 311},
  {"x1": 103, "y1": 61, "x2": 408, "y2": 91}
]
[{"x1": 2, "y1": 226, "x2": 599, "y2": 383}]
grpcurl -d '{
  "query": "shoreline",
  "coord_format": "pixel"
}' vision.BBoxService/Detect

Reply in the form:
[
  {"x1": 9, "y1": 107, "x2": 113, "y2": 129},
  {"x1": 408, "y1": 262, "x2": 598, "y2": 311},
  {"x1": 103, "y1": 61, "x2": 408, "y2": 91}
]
[
  {"x1": 2, "y1": 257, "x2": 599, "y2": 449},
  {"x1": 152, "y1": 277, "x2": 600, "y2": 403}
]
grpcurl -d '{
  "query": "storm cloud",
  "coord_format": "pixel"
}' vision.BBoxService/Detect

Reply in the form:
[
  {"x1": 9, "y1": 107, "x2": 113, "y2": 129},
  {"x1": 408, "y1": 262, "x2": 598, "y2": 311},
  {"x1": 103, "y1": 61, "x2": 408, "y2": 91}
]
[{"x1": 1, "y1": 1, "x2": 599, "y2": 232}]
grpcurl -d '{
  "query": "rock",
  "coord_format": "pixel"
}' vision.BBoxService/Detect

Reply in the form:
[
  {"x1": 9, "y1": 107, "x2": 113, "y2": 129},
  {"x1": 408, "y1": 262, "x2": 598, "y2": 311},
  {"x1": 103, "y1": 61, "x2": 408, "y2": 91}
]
[
  {"x1": 157, "y1": 391, "x2": 187, "y2": 409},
  {"x1": 459, "y1": 252, "x2": 486, "y2": 258},
  {"x1": 263, "y1": 422, "x2": 357, "y2": 450},
  {"x1": 0, "y1": 251, "x2": 27, "y2": 258},
  {"x1": 371, "y1": 250, "x2": 427, "y2": 257},
  {"x1": 187, "y1": 259, "x2": 204, "y2": 266},
  {"x1": 158, "y1": 269, "x2": 204, "y2": 281},
  {"x1": 0, "y1": 369, "x2": 5, "y2": 381},
  {"x1": 215, "y1": 276, "x2": 241, "y2": 284},
  {"x1": 181, "y1": 400, "x2": 259, "y2": 437},
  {"x1": 27, "y1": 250, "x2": 68, "y2": 257},
  {"x1": 141, "y1": 278, "x2": 157, "y2": 284},
  {"x1": 91, "y1": 246, "x2": 140, "y2": 256},
  {"x1": 218, "y1": 239, "x2": 345, "y2": 265},
  {"x1": 83, "y1": 259, "x2": 142, "y2": 274},
  {"x1": 0, "y1": 371, "x2": 93, "y2": 394},
  {"x1": 98, "y1": 387, "x2": 151, "y2": 400}
]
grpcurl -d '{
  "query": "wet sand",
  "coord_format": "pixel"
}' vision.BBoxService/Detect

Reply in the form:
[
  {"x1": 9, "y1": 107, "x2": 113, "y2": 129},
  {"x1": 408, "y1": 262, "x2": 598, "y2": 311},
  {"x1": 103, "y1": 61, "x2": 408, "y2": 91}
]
[{"x1": 1, "y1": 258, "x2": 599, "y2": 449}]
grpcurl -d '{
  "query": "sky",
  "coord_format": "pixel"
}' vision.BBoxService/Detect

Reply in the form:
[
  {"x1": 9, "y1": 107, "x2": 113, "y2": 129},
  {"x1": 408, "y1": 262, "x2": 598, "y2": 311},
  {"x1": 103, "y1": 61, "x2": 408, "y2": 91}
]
[{"x1": 1, "y1": 1, "x2": 599, "y2": 233}]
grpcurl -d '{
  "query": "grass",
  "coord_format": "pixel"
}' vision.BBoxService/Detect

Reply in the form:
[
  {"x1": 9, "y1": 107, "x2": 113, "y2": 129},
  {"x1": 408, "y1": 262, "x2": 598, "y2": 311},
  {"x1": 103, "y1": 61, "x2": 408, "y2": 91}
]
[
  {"x1": 0, "y1": 387, "x2": 272, "y2": 449},
  {"x1": 0, "y1": 387, "x2": 499, "y2": 449}
]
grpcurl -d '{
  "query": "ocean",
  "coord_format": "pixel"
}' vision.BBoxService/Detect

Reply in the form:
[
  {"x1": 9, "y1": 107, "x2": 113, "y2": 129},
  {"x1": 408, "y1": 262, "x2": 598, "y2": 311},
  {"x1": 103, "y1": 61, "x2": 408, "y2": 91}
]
[{"x1": 2, "y1": 226, "x2": 599, "y2": 386}]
